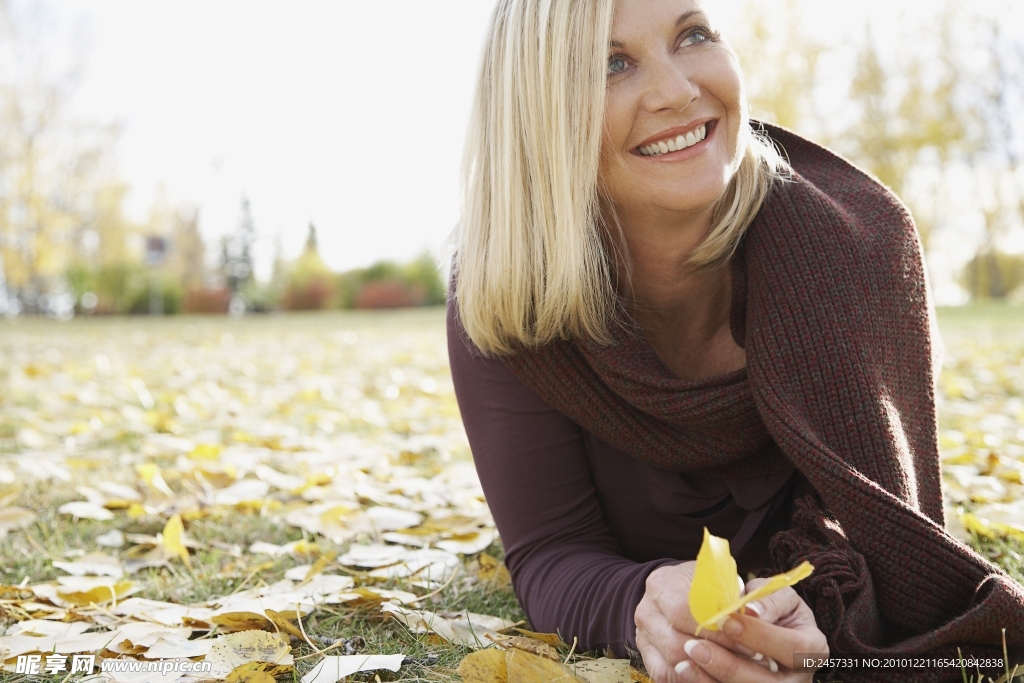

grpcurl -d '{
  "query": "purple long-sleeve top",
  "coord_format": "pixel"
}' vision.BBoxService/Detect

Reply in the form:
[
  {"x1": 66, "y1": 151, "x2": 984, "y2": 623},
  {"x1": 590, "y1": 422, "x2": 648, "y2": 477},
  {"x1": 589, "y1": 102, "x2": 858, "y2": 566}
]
[{"x1": 447, "y1": 302, "x2": 816, "y2": 656}]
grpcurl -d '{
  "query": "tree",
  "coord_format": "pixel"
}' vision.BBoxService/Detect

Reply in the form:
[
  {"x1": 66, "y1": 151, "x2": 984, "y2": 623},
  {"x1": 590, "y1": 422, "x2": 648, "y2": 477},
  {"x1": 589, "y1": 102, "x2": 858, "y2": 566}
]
[
  {"x1": 219, "y1": 195, "x2": 256, "y2": 294},
  {"x1": 0, "y1": 0, "x2": 121, "y2": 311}
]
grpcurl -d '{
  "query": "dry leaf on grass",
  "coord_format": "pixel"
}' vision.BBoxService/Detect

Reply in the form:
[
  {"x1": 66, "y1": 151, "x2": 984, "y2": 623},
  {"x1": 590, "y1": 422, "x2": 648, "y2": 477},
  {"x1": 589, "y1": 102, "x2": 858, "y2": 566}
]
[
  {"x1": 382, "y1": 602, "x2": 516, "y2": 649},
  {"x1": 53, "y1": 552, "x2": 124, "y2": 578},
  {"x1": 506, "y1": 648, "x2": 584, "y2": 682},
  {"x1": 299, "y1": 654, "x2": 406, "y2": 683},
  {"x1": 204, "y1": 630, "x2": 293, "y2": 678},
  {"x1": 573, "y1": 658, "x2": 631, "y2": 683},
  {"x1": 458, "y1": 648, "x2": 508, "y2": 683},
  {"x1": 0, "y1": 506, "x2": 37, "y2": 537}
]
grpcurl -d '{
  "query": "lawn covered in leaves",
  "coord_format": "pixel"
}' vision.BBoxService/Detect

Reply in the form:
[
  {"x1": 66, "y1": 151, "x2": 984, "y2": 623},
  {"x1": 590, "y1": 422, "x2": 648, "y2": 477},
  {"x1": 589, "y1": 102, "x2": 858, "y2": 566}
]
[{"x1": 0, "y1": 306, "x2": 1022, "y2": 682}]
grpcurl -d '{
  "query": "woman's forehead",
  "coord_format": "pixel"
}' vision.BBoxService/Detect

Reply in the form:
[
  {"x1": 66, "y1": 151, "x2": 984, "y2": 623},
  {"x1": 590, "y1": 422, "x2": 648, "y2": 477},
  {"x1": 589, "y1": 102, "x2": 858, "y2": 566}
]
[{"x1": 611, "y1": 0, "x2": 717, "y2": 42}]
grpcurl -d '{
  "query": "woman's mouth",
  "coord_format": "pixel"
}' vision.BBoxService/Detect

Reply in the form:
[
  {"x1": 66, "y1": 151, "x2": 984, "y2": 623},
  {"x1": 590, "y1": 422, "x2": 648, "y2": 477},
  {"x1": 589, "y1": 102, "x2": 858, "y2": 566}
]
[{"x1": 635, "y1": 122, "x2": 711, "y2": 157}]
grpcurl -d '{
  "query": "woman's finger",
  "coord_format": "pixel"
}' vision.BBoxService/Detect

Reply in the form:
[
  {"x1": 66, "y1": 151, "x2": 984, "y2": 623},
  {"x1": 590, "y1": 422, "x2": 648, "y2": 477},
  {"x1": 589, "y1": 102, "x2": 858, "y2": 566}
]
[
  {"x1": 723, "y1": 612, "x2": 827, "y2": 671},
  {"x1": 676, "y1": 637, "x2": 782, "y2": 683}
]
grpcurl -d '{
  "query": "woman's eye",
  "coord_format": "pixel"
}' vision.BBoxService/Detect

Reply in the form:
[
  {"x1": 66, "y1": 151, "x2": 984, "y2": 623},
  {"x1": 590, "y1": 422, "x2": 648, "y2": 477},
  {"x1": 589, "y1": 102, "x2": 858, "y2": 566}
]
[
  {"x1": 682, "y1": 26, "x2": 719, "y2": 46},
  {"x1": 608, "y1": 56, "x2": 628, "y2": 75}
]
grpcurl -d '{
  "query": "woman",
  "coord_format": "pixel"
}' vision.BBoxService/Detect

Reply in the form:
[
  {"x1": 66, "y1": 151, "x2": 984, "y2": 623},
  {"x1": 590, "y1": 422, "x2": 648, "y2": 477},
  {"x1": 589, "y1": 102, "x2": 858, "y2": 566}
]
[{"x1": 448, "y1": 1, "x2": 1024, "y2": 681}]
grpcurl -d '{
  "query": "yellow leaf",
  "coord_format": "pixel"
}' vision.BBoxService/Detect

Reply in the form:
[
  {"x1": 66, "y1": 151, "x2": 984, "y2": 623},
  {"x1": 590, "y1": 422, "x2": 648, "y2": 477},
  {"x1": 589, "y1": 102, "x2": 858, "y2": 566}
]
[
  {"x1": 490, "y1": 635, "x2": 561, "y2": 661},
  {"x1": 265, "y1": 609, "x2": 305, "y2": 641},
  {"x1": 189, "y1": 443, "x2": 223, "y2": 460},
  {"x1": 506, "y1": 649, "x2": 583, "y2": 682},
  {"x1": 512, "y1": 629, "x2": 568, "y2": 649},
  {"x1": 688, "y1": 528, "x2": 740, "y2": 631},
  {"x1": 162, "y1": 514, "x2": 192, "y2": 569},
  {"x1": 303, "y1": 551, "x2": 338, "y2": 581},
  {"x1": 458, "y1": 648, "x2": 508, "y2": 683},
  {"x1": 479, "y1": 553, "x2": 512, "y2": 588},
  {"x1": 962, "y1": 512, "x2": 1024, "y2": 542},
  {"x1": 689, "y1": 530, "x2": 814, "y2": 633},
  {"x1": 212, "y1": 611, "x2": 273, "y2": 632},
  {"x1": 630, "y1": 668, "x2": 655, "y2": 683},
  {"x1": 57, "y1": 580, "x2": 135, "y2": 606},
  {"x1": 224, "y1": 662, "x2": 288, "y2": 683}
]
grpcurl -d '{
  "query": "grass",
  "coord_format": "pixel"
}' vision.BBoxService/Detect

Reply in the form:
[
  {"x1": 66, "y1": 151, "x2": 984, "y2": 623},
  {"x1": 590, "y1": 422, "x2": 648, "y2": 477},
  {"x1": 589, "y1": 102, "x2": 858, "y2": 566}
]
[{"x1": 1, "y1": 305, "x2": 1023, "y2": 682}]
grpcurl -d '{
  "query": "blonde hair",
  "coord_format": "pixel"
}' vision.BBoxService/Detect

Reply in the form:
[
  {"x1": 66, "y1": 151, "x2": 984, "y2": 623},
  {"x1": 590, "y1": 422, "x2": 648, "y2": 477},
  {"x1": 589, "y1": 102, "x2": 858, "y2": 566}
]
[{"x1": 453, "y1": 0, "x2": 788, "y2": 356}]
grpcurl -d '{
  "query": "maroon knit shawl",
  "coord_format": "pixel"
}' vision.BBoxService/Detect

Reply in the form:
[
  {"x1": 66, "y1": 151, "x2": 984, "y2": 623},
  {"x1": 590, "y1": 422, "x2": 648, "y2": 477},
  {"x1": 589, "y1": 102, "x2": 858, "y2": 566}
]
[{"x1": 500, "y1": 124, "x2": 1024, "y2": 681}]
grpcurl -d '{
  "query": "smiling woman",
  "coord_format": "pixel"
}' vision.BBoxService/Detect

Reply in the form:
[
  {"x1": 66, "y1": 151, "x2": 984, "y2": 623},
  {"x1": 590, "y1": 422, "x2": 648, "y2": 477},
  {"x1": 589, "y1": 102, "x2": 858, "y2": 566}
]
[{"x1": 449, "y1": 1, "x2": 1024, "y2": 682}]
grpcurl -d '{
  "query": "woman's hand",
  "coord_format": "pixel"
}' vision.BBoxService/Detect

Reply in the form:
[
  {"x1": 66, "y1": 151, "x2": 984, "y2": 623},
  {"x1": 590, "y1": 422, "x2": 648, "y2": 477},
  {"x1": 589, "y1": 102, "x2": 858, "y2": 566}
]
[{"x1": 635, "y1": 567, "x2": 828, "y2": 683}]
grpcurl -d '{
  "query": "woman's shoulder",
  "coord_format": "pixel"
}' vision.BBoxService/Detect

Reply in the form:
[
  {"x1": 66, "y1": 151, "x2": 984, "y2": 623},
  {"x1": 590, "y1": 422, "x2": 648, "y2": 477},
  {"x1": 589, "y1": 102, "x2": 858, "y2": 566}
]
[{"x1": 755, "y1": 122, "x2": 918, "y2": 254}]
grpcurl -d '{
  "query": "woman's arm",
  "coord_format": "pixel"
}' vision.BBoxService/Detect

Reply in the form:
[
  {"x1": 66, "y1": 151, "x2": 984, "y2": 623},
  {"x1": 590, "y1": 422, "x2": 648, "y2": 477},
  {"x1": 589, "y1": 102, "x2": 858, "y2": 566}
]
[{"x1": 447, "y1": 300, "x2": 683, "y2": 655}]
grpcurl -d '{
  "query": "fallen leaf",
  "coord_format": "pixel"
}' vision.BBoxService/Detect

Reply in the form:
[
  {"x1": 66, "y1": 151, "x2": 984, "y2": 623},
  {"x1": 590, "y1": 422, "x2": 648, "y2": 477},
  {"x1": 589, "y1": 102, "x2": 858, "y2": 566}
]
[
  {"x1": 96, "y1": 529, "x2": 126, "y2": 547},
  {"x1": 479, "y1": 553, "x2": 512, "y2": 588},
  {"x1": 506, "y1": 648, "x2": 583, "y2": 682},
  {"x1": 0, "y1": 506, "x2": 38, "y2": 536},
  {"x1": 205, "y1": 630, "x2": 293, "y2": 678},
  {"x1": 225, "y1": 661, "x2": 292, "y2": 682},
  {"x1": 489, "y1": 634, "x2": 560, "y2": 661},
  {"x1": 53, "y1": 552, "x2": 124, "y2": 578},
  {"x1": 574, "y1": 658, "x2": 631, "y2": 683},
  {"x1": 56, "y1": 579, "x2": 136, "y2": 607},
  {"x1": 383, "y1": 602, "x2": 514, "y2": 649},
  {"x1": 212, "y1": 611, "x2": 273, "y2": 632},
  {"x1": 458, "y1": 648, "x2": 508, "y2": 683},
  {"x1": 265, "y1": 609, "x2": 306, "y2": 641},
  {"x1": 512, "y1": 629, "x2": 567, "y2": 649},
  {"x1": 161, "y1": 514, "x2": 192, "y2": 569},
  {"x1": 300, "y1": 654, "x2": 406, "y2": 683}
]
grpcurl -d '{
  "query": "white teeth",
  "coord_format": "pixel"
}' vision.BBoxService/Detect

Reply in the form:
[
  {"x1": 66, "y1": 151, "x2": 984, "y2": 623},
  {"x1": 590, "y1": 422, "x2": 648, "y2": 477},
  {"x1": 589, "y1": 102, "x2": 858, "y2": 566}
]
[{"x1": 638, "y1": 123, "x2": 708, "y2": 158}]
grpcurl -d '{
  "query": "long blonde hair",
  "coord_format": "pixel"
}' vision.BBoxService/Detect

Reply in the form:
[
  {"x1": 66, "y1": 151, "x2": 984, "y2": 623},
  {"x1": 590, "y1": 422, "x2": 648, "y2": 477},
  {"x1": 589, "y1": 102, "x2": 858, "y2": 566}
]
[{"x1": 453, "y1": 0, "x2": 787, "y2": 356}]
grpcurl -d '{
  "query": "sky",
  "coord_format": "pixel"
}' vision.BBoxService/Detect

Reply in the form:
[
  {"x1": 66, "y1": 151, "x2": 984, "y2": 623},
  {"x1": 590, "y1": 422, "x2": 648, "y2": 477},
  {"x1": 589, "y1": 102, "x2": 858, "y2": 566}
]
[{"x1": 45, "y1": 0, "x2": 1024, "y2": 292}]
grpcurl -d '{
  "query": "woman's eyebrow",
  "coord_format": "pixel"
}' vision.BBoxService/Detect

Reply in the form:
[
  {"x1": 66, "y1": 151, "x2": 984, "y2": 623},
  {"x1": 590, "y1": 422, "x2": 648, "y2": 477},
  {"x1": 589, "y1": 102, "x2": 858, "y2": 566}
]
[{"x1": 609, "y1": 11, "x2": 707, "y2": 49}]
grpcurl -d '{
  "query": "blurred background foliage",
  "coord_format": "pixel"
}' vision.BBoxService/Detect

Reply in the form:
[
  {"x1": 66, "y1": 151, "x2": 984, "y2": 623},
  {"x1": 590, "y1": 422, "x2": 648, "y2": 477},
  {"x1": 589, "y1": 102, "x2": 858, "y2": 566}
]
[
  {"x1": 0, "y1": 0, "x2": 1021, "y2": 317},
  {"x1": 732, "y1": 0, "x2": 1024, "y2": 301}
]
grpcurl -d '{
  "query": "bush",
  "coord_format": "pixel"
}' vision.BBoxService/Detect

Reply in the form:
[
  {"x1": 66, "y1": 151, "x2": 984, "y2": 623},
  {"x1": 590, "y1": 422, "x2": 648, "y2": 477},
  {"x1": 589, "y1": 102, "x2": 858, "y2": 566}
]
[
  {"x1": 66, "y1": 262, "x2": 181, "y2": 315},
  {"x1": 183, "y1": 287, "x2": 231, "y2": 314},
  {"x1": 281, "y1": 276, "x2": 335, "y2": 311},
  {"x1": 353, "y1": 279, "x2": 424, "y2": 308},
  {"x1": 336, "y1": 253, "x2": 446, "y2": 310},
  {"x1": 960, "y1": 249, "x2": 1024, "y2": 300}
]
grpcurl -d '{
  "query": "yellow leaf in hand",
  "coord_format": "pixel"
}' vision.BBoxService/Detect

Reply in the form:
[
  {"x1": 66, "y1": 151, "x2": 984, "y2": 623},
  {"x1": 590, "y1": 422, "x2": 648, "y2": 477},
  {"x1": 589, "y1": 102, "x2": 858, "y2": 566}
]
[
  {"x1": 689, "y1": 528, "x2": 814, "y2": 633},
  {"x1": 162, "y1": 514, "x2": 192, "y2": 569},
  {"x1": 688, "y1": 528, "x2": 741, "y2": 632}
]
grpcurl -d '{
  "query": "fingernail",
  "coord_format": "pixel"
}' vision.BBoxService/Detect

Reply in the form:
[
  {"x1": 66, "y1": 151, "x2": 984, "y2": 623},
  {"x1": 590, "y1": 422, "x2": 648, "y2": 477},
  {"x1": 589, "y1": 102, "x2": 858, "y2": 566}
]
[
  {"x1": 744, "y1": 601, "x2": 764, "y2": 618},
  {"x1": 722, "y1": 616, "x2": 743, "y2": 637},
  {"x1": 683, "y1": 639, "x2": 710, "y2": 665},
  {"x1": 767, "y1": 657, "x2": 779, "y2": 673},
  {"x1": 751, "y1": 651, "x2": 764, "y2": 661},
  {"x1": 674, "y1": 661, "x2": 692, "y2": 676}
]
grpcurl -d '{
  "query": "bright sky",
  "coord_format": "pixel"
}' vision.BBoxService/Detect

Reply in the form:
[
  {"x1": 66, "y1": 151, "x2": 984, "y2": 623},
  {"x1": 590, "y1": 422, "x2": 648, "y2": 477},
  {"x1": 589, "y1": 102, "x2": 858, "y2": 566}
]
[{"x1": 51, "y1": 0, "x2": 1022, "y2": 287}]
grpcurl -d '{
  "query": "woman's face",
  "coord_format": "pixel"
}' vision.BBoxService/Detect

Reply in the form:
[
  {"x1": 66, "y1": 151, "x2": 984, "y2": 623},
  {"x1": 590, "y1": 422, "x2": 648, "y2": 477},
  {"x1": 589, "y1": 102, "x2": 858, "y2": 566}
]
[{"x1": 599, "y1": 0, "x2": 745, "y2": 222}]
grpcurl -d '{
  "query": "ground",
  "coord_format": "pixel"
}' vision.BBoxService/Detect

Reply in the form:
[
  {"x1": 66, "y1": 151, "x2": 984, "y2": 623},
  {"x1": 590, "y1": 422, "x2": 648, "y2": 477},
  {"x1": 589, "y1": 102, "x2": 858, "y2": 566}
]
[{"x1": 0, "y1": 306, "x2": 1022, "y2": 682}]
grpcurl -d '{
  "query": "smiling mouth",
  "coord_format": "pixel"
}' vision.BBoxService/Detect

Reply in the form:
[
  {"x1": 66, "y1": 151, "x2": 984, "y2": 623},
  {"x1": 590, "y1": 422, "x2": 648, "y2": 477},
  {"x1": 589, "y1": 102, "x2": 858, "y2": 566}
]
[{"x1": 636, "y1": 122, "x2": 709, "y2": 157}]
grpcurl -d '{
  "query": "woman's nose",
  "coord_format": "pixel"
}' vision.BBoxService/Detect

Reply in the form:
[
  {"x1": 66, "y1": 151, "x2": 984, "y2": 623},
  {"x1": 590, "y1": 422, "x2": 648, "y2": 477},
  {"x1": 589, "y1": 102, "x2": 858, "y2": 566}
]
[{"x1": 641, "y1": 57, "x2": 700, "y2": 114}]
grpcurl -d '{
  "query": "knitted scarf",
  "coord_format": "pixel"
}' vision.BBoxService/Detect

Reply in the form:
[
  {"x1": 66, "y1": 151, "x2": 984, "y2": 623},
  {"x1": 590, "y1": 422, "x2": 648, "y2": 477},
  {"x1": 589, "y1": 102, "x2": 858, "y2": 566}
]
[{"x1": 500, "y1": 124, "x2": 1024, "y2": 682}]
